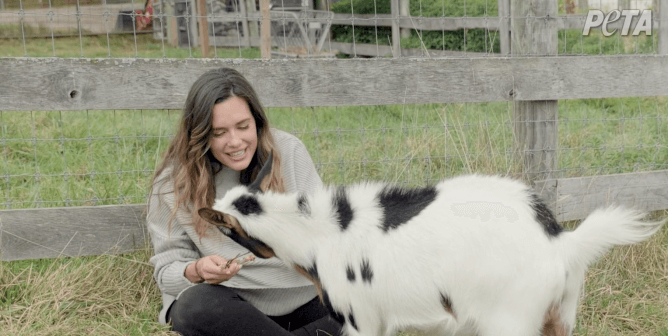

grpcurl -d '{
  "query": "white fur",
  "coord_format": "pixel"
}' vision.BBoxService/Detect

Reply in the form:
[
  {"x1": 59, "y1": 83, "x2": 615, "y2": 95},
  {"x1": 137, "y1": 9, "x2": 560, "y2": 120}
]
[{"x1": 211, "y1": 175, "x2": 664, "y2": 336}]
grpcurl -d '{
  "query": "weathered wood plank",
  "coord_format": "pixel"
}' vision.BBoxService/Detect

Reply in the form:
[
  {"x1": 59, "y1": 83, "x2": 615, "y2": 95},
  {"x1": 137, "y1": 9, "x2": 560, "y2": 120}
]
[
  {"x1": 326, "y1": 41, "x2": 491, "y2": 58},
  {"x1": 390, "y1": 0, "x2": 401, "y2": 58},
  {"x1": 210, "y1": 36, "x2": 492, "y2": 57},
  {"x1": 2, "y1": 56, "x2": 668, "y2": 111},
  {"x1": 535, "y1": 170, "x2": 668, "y2": 222},
  {"x1": 3, "y1": 170, "x2": 665, "y2": 261},
  {"x1": 498, "y1": 0, "x2": 510, "y2": 55},
  {"x1": 0, "y1": 204, "x2": 147, "y2": 261},
  {"x1": 329, "y1": 13, "x2": 502, "y2": 30},
  {"x1": 220, "y1": 12, "x2": 502, "y2": 30},
  {"x1": 660, "y1": 0, "x2": 668, "y2": 54},
  {"x1": 227, "y1": 13, "x2": 649, "y2": 31}
]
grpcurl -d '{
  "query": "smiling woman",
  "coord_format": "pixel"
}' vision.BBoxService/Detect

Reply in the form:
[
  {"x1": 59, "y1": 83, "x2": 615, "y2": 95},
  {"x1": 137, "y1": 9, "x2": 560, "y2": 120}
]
[
  {"x1": 146, "y1": 67, "x2": 341, "y2": 336},
  {"x1": 209, "y1": 96, "x2": 258, "y2": 172}
]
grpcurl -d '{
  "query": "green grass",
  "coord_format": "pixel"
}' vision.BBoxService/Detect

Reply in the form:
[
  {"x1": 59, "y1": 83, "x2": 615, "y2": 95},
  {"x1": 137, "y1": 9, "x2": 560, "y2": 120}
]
[
  {"x1": 1, "y1": 0, "x2": 107, "y2": 10},
  {"x1": 0, "y1": 30, "x2": 262, "y2": 58},
  {"x1": 2, "y1": 98, "x2": 667, "y2": 207},
  {"x1": 1, "y1": 33, "x2": 668, "y2": 335}
]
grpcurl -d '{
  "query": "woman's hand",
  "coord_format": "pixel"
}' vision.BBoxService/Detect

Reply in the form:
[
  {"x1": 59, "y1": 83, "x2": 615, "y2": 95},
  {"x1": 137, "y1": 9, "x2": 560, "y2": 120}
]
[{"x1": 185, "y1": 255, "x2": 242, "y2": 284}]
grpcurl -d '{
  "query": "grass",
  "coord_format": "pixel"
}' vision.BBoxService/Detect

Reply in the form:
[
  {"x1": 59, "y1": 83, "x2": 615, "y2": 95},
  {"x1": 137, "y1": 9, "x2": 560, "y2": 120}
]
[
  {"x1": 0, "y1": 248, "x2": 172, "y2": 336},
  {"x1": 1, "y1": 33, "x2": 668, "y2": 335},
  {"x1": 0, "y1": 29, "x2": 262, "y2": 58}
]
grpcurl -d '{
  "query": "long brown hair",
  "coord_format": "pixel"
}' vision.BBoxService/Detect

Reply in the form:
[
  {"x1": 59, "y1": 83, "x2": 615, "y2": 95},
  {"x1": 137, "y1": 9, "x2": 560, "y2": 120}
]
[{"x1": 150, "y1": 68, "x2": 285, "y2": 237}]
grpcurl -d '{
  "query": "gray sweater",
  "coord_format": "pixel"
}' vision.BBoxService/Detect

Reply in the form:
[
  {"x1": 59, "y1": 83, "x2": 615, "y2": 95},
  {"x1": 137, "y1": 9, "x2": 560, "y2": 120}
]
[{"x1": 148, "y1": 128, "x2": 323, "y2": 325}]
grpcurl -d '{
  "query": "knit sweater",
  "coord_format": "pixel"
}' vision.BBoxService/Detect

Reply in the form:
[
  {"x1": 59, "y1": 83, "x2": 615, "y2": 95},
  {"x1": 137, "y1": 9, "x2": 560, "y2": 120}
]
[{"x1": 148, "y1": 128, "x2": 323, "y2": 325}]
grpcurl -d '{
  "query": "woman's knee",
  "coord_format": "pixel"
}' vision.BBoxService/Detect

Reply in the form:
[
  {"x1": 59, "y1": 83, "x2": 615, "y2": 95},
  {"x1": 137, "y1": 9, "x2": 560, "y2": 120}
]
[
  {"x1": 169, "y1": 284, "x2": 247, "y2": 329},
  {"x1": 169, "y1": 284, "x2": 293, "y2": 336}
]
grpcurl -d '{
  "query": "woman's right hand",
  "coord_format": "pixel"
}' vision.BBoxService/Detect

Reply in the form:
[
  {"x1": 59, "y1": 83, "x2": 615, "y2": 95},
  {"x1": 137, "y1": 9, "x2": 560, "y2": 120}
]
[{"x1": 185, "y1": 255, "x2": 242, "y2": 284}]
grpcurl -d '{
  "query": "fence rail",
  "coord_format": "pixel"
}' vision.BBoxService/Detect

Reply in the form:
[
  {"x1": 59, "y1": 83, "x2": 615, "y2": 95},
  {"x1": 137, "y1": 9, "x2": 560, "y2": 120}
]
[
  {"x1": 2, "y1": 56, "x2": 668, "y2": 111},
  {"x1": 1, "y1": 0, "x2": 667, "y2": 262}
]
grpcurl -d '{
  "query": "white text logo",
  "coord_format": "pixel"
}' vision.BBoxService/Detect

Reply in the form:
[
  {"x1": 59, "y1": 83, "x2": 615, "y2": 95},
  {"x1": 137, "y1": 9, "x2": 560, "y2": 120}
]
[{"x1": 583, "y1": 10, "x2": 652, "y2": 36}]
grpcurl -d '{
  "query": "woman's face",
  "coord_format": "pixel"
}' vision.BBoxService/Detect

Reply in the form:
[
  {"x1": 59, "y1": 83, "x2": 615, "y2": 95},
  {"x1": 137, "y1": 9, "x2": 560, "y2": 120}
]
[{"x1": 209, "y1": 96, "x2": 258, "y2": 171}]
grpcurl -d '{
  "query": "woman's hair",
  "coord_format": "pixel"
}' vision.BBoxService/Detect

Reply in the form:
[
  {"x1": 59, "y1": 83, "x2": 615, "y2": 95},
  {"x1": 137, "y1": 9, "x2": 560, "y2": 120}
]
[{"x1": 151, "y1": 67, "x2": 285, "y2": 237}]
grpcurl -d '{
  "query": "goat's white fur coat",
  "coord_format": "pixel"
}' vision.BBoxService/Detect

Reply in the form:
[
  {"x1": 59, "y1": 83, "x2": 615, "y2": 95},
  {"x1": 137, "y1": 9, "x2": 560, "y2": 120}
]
[{"x1": 200, "y1": 164, "x2": 664, "y2": 336}]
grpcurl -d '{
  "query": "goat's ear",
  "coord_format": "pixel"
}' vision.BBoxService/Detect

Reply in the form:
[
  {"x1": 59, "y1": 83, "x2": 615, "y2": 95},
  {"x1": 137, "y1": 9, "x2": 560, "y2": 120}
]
[
  {"x1": 198, "y1": 208, "x2": 233, "y2": 229},
  {"x1": 248, "y1": 152, "x2": 273, "y2": 194}
]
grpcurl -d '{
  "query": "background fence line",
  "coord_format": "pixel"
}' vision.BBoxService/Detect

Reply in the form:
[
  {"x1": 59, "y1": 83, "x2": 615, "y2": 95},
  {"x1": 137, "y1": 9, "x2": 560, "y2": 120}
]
[
  {"x1": 1, "y1": 0, "x2": 667, "y2": 261},
  {"x1": 0, "y1": 0, "x2": 661, "y2": 56}
]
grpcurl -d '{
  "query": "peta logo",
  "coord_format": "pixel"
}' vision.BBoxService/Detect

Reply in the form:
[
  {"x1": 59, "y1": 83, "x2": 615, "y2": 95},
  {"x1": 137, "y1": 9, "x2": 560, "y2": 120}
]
[{"x1": 583, "y1": 10, "x2": 652, "y2": 36}]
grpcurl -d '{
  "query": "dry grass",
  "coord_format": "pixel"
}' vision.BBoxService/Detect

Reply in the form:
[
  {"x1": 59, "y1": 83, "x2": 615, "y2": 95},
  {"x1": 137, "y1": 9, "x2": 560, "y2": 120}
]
[
  {"x1": 0, "y1": 247, "x2": 172, "y2": 336},
  {"x1": 2, "y1": 217, "x2": 666, "y2": 335},
  {"x1": 571, "y1": 211, "x2": 668, "y2": 336}
]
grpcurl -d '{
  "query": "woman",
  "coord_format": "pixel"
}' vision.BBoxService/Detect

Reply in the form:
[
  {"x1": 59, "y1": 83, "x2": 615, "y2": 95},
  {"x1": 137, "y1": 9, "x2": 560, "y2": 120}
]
[{"x1": 147, "y1": 68, "x2": 341, "y2": 336}]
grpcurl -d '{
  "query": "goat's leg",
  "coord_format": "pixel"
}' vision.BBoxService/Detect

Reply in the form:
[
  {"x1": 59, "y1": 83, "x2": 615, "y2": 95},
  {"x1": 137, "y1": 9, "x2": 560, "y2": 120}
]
[{"x1": 548, "y1": 270, "x2": 585, "y2": 336}]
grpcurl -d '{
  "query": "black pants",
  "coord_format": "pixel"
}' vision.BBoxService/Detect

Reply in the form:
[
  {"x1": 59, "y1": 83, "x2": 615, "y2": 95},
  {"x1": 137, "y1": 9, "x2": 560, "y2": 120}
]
[{"x1": 167, "y1": 284, "x2": 342, "y2": 336}]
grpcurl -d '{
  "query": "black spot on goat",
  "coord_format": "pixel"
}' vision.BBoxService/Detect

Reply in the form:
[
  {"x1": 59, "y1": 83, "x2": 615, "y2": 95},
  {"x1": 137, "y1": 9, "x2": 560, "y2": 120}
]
[
  {"x1": 530, "y1": 194, "x2": 563, "y2": 237},
  {"x1": 232, "y1": 195, "x2": 263, "y2": 216},
  {"x1": 346, "y1": 265, "x2": 356, "y2": 282},
  {"x1": 322, "y1": 290, "x2": 345, "y2": 325},
  {"x1": 348, "y1": 310, "x2": 359, "y2": 331},
  {"x1": 297, "y1": 193, "x2": 310, "y2": 216},
  {"x1": 332, "y1": 187, "x2": 354, "y2": 231},
  {"x1": 361, "y1": 258, "x2": 373, "y2": 283},
  {"x1": 440, "y1": 292, "x2": 456, "y2": 318},
  {"x1": 378, "y1": 185, "x2": 437, "y2": 232}
]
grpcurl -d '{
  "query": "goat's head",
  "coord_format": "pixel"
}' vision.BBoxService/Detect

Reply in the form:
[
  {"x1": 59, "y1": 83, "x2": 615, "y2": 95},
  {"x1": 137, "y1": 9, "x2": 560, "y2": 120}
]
[{"x1": 198, "y1": 152, "x2": 276, "y2": 259}]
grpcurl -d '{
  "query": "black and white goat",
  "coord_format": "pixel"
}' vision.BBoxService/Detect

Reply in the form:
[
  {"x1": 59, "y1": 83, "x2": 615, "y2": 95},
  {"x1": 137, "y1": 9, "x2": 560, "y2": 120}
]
[{"x1": 199, "y1": 154, "x2": 664, "y2": 336}]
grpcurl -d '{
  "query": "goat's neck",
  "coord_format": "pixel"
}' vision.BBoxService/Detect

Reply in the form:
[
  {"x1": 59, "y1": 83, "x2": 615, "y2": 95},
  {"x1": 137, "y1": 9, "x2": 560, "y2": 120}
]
[{"x1": 242, "y1": 191, "x2": 338, "y2": 266}]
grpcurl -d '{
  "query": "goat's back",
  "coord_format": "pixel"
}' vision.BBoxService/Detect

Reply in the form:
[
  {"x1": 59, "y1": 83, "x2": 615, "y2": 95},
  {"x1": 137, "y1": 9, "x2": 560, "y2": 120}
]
[{"x1": 315, "y1": 175, "x2": 567, "y2": 335}]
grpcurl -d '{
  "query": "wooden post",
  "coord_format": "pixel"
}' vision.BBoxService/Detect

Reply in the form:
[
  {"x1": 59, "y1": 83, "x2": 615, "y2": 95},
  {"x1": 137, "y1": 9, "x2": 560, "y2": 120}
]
[
  {"x1": 660, "y1": 0, "x2": 668, "y2": 54},
  {"x1": 260, "y1": 0, "x2": 271, "y2": 59},
  {"x1": 188, "y1": 0, "x2": 199, "y2": 47},
  {"x1": 400, "y1": 0, "x2": 410, "y2": 38},
  {"x1": 169, "y1": 14, "x2": 179, "y2": 46},
  {"x1": 511, "y1": 0, "x2": 558, "y2": 208},
  {"x1": 246, "y1": 0, "x2": 259, "y2": 38},
  {"x1": 239, "y1": 0, "x2": 251, "y2": 48},
  {"x1": 197, "y1": 0, "x2": 210, "y2": 56},
  {"x1": 498, "y1": 0, "x2": 510, "y2": 55},
  {"x1": 316, "y1": 0, "x2": 328, "y2": 10},
  {"x1": 390, "y1": 0, "x2": 401, "y2": 57}
]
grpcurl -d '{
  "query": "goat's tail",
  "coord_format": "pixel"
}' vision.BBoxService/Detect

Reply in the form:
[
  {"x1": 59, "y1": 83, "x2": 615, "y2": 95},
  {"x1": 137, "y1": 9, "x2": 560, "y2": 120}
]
[{"x1": 559, "y1": 206, "x2": 665, "y2": 271}]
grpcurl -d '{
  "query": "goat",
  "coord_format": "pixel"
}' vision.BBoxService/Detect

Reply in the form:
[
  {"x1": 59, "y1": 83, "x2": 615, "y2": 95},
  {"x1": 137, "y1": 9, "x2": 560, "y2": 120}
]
[{"x1": 199, "y1": 153, "x2": 664, "y2": 336}]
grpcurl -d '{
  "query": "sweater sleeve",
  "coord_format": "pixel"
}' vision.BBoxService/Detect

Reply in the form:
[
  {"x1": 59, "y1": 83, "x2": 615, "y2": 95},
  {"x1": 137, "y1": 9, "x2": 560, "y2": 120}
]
[
  {"x1": 274, "y1": 129, "x2": 323, "y2": 194},
  {"x1": 147, "y1": 176, "x2": 200, "y2": 297}
]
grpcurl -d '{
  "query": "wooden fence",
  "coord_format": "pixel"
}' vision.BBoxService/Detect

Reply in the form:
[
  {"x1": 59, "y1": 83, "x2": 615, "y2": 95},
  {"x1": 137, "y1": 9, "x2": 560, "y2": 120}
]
[
  {"x1": 191, "y1": 0, "x2": 662, "y2": 57},
  {"x1": 1, "y1": 0, "x2": 668, "y2": 261}
]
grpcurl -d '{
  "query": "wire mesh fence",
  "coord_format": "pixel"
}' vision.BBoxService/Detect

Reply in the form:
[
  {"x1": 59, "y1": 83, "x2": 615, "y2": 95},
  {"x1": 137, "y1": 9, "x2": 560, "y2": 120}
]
[
  {"x1": 1, "y1": 0, "x2": 668, "y2": 212},
  {"x1": 0, "y1": 0, "x2": 662, "y2": 58},
  {"x1": 2, "y1": 96, "x2": 667, "y2": 210}
]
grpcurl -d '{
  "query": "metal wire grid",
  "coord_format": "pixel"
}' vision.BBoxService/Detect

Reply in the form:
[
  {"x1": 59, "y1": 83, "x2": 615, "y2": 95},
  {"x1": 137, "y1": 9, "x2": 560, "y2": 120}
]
[
  {"x1": 1, "y1": 0, "x2": 661, "y2": 58},
  {"x1": 1, "y1": 109, "x2": 181, "y2": 209},
  {"x1": 3, "y1": 97, "x2": 666, "y2": 209}
]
